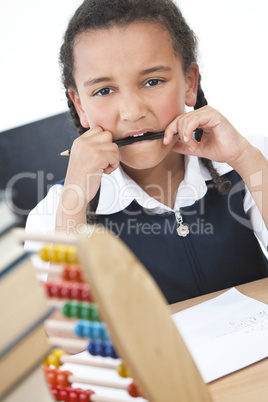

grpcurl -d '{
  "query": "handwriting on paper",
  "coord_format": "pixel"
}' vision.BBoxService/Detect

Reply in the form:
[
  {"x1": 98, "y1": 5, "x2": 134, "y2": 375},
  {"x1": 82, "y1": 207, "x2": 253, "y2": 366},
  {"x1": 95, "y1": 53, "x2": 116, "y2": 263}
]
[
  {"x1": 215, "y1": 310, "x2": 268, "y2": 338},
  {"x1": 172, "y1": 288, "x2": 268, "y2": 382}
]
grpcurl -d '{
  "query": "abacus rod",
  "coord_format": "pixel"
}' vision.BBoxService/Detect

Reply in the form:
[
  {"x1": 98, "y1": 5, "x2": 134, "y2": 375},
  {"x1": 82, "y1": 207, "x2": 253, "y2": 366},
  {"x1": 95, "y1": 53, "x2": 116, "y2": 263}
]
[
  {"x1": 13, "y1": 228, "x2": 78, "y2": 245},
  {"x1": 47, "y1": 299, "x2": 64, "y2": 308},
  {"x1": 68, "y1": 374, "x2": 131, "y2": 390},
  {"x1": 60, "y1": 354, "x2": 119, "y2": 370},
  {"x1": 45, "y1": 319, "x2": 76, "y2": 332},
  {"x1": 91, "y1": 395, "x2": 139, "y2": 402},
  {"x1": 35, "y1": 265, "x2": 64, "y2": 275},
  {"x1": 48, "y1": 336, "x2": 88, "y2": 351}
]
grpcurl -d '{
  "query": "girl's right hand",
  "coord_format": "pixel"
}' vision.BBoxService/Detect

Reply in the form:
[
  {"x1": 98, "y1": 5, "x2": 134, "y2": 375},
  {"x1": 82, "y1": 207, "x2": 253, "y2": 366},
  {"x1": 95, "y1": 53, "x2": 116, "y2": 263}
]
[{"x1": 64, "y1": 125, "x2": 120, "y2": 204}]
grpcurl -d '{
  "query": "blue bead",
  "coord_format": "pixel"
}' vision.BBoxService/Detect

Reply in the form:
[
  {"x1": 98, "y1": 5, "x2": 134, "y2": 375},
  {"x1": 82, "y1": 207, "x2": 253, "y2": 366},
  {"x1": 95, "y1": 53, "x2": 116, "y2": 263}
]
[
  {"x1": 105, "y1": 342, "x2": 118, "y2": 359},
  {"x1": 74, "y1": 321, "x2": 84, "y2": 337},
  {"x1": 87, "y1": 340, "x2": 97, "y2": 356}
]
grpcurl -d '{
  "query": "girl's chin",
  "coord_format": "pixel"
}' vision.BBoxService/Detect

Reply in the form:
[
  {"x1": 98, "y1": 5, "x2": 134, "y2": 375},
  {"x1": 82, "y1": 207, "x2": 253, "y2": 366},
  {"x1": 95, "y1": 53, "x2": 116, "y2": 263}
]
[{"x1": 120, "y1": 155, "x2": 167, "y2": 171}]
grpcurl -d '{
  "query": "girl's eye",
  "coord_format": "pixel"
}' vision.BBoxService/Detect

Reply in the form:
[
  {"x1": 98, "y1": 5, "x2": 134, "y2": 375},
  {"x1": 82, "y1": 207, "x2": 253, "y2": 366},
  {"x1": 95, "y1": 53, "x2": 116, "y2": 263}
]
[
  {"x1": 144, "y1": 79, "x2": 163, "y2": 87},
  {"x1": 93, "y1": 87, "x2": 114, "y2": 96}
]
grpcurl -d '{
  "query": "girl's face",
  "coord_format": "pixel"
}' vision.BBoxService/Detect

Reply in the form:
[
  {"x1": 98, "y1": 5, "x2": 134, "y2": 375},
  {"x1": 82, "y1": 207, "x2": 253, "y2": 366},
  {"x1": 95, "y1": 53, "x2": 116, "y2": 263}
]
[{"x1": 70, "y1": 22, "x2": 198, "y2": 171}]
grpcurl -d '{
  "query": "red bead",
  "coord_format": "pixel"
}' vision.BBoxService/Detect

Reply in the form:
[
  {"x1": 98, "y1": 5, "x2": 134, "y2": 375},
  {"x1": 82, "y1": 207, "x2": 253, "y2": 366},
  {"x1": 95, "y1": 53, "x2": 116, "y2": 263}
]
[
  {"x1": 70, "y1": 284, "x2": 80, "y2": 300},
  {"x1": 49, "y1": 385, "x2": 61, "y2": 401},
  {"x1": 57, "y1": 370, "x2": 72, "y2": 387},
  {"x1": 59, "y1": 387, "x2": 69, "y2": 402},
  {"x1": 127, "y1": 381, "x2": 142, "y2": 398},
  {"x1": 60, "y1": 283, "x2": 71, "y2": 299},
  {"x1": 69, "y1": 389, "x2": 79, "y2": 402},
  {"x1": 80, "y1": 285, "x2": 92, "y2": 302},
  {"x1": 45, "y1": 368, "x2": 57, "y2": 386},
  {"x1": 69, "y1": 268, "x2": 79, "y2": 282},
  {"x1": 46, "y1": 282, "x2": 62, "y2": 298},
  {"x1": 80, "y1": 389, "x2": 95, "y2": 401},
  {"x1": 62, "y1": 266, "x2": 71, "y2": 281}
]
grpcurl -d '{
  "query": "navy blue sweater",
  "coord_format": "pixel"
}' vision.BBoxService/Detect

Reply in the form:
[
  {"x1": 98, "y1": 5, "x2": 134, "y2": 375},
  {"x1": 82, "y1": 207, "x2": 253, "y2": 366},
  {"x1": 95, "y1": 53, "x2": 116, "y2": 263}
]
[{"x1": 95, "y1": 170, "x2": 268, "y2": 303}]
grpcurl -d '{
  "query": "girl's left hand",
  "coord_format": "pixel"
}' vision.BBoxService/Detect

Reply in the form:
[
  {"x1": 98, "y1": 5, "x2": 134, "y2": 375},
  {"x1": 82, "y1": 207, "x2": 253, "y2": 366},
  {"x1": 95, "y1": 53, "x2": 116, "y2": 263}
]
[{"x1": 164, "y1": 106, "x2": 250, "y2": 167}]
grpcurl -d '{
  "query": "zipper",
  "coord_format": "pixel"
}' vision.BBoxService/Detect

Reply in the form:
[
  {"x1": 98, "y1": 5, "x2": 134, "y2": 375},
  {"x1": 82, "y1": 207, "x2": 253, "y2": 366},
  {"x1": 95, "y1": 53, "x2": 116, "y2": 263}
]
[{"x1": 174, "y1": 210, "x2": 210, "y2": 294}]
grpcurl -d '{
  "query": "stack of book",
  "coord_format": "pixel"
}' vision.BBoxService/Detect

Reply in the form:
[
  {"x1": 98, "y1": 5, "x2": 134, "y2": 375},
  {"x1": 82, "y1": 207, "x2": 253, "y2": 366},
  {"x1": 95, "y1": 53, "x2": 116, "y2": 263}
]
[{"x1": 0, "y1": 191, "x2": 53, "y2": 401}]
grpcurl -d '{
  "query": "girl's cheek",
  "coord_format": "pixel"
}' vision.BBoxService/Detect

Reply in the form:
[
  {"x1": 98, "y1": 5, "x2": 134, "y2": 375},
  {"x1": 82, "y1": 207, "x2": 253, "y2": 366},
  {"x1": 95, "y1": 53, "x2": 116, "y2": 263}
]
[
  {"x1": 153, "y1": 94, "x2": 185, "y2": 126},
  {"x1": 86, "y1": 104, "x2": 114, "y2": 129}
]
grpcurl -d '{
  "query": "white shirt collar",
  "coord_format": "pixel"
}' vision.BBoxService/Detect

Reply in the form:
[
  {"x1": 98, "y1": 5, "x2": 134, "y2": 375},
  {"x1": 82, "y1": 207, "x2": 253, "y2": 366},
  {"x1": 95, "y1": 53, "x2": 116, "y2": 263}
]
[{"x1": 96, "y1": 156, "x2": 233, "y2": 215}]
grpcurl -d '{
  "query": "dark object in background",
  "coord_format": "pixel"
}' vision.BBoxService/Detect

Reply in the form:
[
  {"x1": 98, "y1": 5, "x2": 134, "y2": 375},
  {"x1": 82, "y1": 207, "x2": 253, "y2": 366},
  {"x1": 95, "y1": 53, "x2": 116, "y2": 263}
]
[{"x1": 0, "y1": 112, "x2": 77, "y2": 225}]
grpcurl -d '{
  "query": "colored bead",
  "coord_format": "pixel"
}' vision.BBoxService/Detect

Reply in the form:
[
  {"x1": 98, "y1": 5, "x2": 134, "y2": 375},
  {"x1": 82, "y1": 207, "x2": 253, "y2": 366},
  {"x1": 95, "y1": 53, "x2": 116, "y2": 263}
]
[
  {"x1": 45, "y1": 282, "x2": 60, "y2": 298},
  {"x1": 66, "y1": 246, "x2": 79, "y2": 264},
  {"x1": 49, "y1": 385, "x2": 61, "y2": 401},
  {"x1": 105, "y1": 342, "x2": 118, "y2": 359},
  {"x1": 127, "y1": 381, "x2": 143, "y2": 398},
  {"x1": 69, "y1": 301, "x2": 81, "y2": 317},
  {"x1": 38, "y1": 244, "x2": 79, "y2": 264},
  {"x1": 44, "y1": 367, "x2": 57, "y2": 386},
  {"x1": 69, "y1": 389, "x2": 79, "y2": 402},
  {"x1": 79, "y1": 389, "x2": 95, "y2": 402},
  {"x1": 69, "y1": 267, "x2": 83, "y2": 282},
  {"x1": 57, "y1": 370, "x2": 72, "y2": 387},
  {"x1": 80, "y1": 286, "x2": 92, "y2": 302},
  {"x1": 58, "y1": 387, "x2": 69, "y2": 402},
  {"x1": 44, "y1": 349, "x2": 65, "y2": 367},
  {"x1": 89, "y1": 305, "x2": 100, "y2": 322},
  {"x1": 87, "y1": 340, "x2": 118, "y2": 358},
  {"x1": 80, "y1": 303, "x2": 91, "y2": 320},
  {"x1": 62, "y1": 266, "x2": 71, "y2": 281},
  {"x1": 62, "y1": 301, "x2": 72, "y2": 318},
  {"x1": 62, "y1": 301, "x2": 99, "y2": 321},
  {"x1": 116, "y1": 361, "x2": 131, "y2": 378},
  {"x1": 54, "y1": 245, "x2": 68, "y2": 262},
  {"x1": 74, "y1": 320, "x2": 109, "y2": 341}
]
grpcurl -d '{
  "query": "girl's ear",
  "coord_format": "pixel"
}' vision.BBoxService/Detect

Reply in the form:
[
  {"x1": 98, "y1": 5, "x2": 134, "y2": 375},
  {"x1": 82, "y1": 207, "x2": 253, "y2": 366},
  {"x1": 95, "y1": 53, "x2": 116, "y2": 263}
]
[
  {"x1": 68, "y1": 88, "x2": 90, "y2": 129},
  {"x1": 185, "y1": 62, "x2": 199, "y2": 107}
]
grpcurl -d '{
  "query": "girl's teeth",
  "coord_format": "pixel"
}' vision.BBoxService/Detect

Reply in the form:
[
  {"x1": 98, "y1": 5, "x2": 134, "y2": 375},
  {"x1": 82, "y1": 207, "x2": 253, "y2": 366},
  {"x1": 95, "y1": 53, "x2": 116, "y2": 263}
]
[{"x1": 133, "y1": 133, "x2": 145, "y2": 137}]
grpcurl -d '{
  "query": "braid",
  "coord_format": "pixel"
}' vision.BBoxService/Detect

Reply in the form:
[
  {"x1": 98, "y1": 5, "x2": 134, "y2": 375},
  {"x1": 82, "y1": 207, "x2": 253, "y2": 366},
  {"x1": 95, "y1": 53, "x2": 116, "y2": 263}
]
[
  {"x1": 86, "y1": 187, "x2": 101, "y2": 224},
  {"x1": 194, "y1": 76, "x2": 231, "y2": 195}
]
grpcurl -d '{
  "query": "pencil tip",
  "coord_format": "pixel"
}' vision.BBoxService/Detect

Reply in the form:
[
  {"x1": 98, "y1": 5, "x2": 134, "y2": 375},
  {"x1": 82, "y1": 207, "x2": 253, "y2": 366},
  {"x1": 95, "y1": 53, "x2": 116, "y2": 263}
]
[{"x1": 59, "y1": 150, "x2": 70, "y2": 156}]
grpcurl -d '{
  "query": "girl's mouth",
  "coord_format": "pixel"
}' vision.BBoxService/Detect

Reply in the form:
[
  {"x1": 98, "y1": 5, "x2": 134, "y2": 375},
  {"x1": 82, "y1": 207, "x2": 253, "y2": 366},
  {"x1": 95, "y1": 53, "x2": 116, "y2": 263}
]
[{"x1": 114, "y1": 131, "x2": 165, "y2": 147}]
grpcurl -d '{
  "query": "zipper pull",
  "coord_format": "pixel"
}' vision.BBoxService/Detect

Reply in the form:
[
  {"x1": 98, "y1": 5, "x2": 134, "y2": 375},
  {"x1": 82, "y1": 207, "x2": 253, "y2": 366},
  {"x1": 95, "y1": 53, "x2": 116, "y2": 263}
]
[{"x1": 175, "y1": 211, "x2": 190, "y2": 237}]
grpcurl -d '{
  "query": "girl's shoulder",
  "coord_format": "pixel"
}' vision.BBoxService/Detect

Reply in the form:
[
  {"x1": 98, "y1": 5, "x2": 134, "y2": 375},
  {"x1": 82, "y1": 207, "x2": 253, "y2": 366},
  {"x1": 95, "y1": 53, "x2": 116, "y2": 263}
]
[{"x1": 24, "y1": 181, "x2": 64, "y2": 245}]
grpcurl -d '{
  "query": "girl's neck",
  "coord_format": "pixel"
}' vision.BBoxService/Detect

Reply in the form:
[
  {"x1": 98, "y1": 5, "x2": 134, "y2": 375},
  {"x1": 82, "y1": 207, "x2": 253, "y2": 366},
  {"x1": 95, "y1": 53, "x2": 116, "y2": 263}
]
[{"x1": 121, "y1": 153, "x2": 185, "y2": 209}]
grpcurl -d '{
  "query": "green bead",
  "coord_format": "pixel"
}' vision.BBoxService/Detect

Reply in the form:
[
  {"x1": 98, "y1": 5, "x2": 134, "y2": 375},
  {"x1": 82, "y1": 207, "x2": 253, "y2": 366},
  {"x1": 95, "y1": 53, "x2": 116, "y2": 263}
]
[
  {"x1": 69, "y1": 300, "x2": 81, "y2": 318},
  {"x1": 91, "y1": 305, "x2": 100, "y2": 322},
  {"x1": 61, "y1": 301, "x2": 72, "y2": 317}
]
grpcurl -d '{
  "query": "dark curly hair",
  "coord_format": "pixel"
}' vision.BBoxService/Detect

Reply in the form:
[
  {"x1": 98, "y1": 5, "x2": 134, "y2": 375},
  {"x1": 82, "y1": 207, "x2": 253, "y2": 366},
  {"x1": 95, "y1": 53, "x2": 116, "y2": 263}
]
[{"x1": 59, "y1": 0, "x2": 231, "y2": 221}]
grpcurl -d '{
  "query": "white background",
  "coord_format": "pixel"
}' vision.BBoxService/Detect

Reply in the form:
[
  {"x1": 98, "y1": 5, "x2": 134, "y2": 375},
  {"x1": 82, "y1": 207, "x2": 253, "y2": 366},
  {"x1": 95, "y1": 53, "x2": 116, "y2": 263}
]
[{"x1": 0, "y1": 0, "x2": 268, "y2": 138}]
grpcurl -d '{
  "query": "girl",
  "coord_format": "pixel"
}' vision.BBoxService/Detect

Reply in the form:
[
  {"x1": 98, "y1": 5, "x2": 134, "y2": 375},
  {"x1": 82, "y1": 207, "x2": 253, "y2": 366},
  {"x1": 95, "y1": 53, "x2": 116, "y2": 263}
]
[{"x1": 26, "y1": 0, "x2": 268, "y2": 304}]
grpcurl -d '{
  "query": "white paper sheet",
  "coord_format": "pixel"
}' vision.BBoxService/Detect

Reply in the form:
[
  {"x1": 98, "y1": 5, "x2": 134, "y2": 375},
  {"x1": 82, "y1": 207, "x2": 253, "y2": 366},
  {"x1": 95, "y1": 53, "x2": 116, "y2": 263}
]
[{"x1": 172, "y1": 288, "x2": 268, "y2": 383}]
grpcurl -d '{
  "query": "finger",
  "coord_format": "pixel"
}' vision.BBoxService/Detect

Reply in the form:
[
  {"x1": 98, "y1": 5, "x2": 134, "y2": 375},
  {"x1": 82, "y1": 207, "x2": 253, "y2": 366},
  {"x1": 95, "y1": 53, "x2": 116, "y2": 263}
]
[
  {"x1": 102, "y1": 151, "x2": 120, "y2": 174},
  {"x1": 80, "y1": 125, "x2": 103, "y2": 138},
  {"x1": 163, "y1": 117, "x2": 183, "y2": 145}
]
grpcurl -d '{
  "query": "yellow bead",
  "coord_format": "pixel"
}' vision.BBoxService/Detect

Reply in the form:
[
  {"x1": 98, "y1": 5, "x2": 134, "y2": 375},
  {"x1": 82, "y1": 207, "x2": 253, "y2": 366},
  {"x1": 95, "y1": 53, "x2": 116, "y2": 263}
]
[
  {"x1": 53, "y1": 245, "x2": 67, "y2": 263},
  {"x1": 116, "y1": 361, "x2": 131, "y2": 378},
  {"x1": 66, "y1": 246, "x2": 79, "y2": 264},
  {"x1": 43, "y1": 349, "x2": 65, "y2": 367}
]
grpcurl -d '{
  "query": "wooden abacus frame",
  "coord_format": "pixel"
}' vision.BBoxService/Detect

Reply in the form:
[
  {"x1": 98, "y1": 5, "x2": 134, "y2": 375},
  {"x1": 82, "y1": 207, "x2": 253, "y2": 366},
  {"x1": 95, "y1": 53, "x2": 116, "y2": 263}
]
[{"x1": 17, "y1": 226, "x2": 212, "y2": 402}]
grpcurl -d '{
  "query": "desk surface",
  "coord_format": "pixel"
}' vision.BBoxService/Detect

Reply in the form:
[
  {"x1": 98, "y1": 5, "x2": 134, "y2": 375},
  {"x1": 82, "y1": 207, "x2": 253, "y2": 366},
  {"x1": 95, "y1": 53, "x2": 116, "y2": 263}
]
[{"x1": 169, "y1": 278, "x2": 268, "y2": 402}]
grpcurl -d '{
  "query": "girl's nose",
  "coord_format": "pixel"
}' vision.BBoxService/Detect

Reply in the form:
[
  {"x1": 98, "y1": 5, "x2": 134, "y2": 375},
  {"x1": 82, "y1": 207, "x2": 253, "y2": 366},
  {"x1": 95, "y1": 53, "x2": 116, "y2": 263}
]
[{"x1": 119, "y1": 93, "x2": 146, "y2": 122}]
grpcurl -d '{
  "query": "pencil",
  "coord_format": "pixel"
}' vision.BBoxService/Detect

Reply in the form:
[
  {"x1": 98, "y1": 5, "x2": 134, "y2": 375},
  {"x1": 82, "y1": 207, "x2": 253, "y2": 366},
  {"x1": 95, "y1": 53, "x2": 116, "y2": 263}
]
[{"x1": 59, "y1": 131, "x2": 178, "y2": 156}]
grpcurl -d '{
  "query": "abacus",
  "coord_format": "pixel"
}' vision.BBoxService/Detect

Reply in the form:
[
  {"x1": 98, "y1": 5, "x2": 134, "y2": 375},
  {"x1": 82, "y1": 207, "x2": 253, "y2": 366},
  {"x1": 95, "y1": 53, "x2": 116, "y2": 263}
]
[{"x1": 13, "y1": 226, "x2": 212, "y2": 402}]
